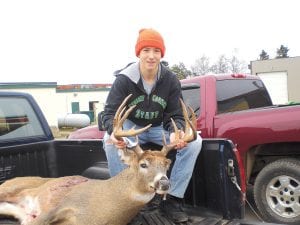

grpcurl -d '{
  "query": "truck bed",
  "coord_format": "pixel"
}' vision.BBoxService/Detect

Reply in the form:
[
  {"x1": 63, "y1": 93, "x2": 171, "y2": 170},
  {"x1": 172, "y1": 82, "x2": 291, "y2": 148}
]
[{"x1": 0, "y1": 139, "x2": 282, "y2": 225}]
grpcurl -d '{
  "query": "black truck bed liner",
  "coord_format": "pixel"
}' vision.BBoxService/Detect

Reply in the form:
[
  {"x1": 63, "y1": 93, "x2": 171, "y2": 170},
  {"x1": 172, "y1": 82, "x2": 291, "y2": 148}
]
[
  {"x1": 129, "y1": 205, "x2": 281, "y2": 225},
  {"x1": 130, "y1": 206, "x2": 226, "y2": 225},
  {"x1": 0, "y1": 208, "x2": 279, "y2": 225}
]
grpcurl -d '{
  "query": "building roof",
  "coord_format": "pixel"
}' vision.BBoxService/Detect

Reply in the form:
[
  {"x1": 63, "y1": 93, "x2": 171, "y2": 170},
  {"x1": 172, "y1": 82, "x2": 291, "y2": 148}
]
[
  {"x1": 0, "y1": 82, "x2": 112, "y2": 92},
  {"x1": 56, "y1": 83, "x2": 112, "y2": 92},
  {"x1": 0, "y1": 82, "x2": 57, "y2": 89}
]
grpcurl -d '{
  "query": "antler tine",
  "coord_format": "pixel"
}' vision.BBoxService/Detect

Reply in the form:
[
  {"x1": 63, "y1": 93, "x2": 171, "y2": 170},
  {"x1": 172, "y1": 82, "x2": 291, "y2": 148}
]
[
  {"x1": 171, "y1": 118, "x2": 180, "y2": 140},
  {"x1": 180, "y1": 99, "x2": 190, "y2": 138},
  {"x1": 180, "y1": 99, "x2": 197, "y2": 142},
  {"x1": 113, "y1": 94, "x2": 132, "y2": 131},
  {"x1": 161, "y1": 99, "x2": 197, "y2": 156},
  {"x1": 113, "y1": 94, "x2": 152, "y2": 138},
  {"x1": 161, "y1": 131, "x2": 174, "y2": 156},
  {"x1": 118, "y1": 105, "x2": 135, "y2": 126},
  {"x1": 115, "y1": 94, "x2": 132, "y2": 121},
  {"x1": 188, "y1": 106, "x2": 197, "y2": 131}
]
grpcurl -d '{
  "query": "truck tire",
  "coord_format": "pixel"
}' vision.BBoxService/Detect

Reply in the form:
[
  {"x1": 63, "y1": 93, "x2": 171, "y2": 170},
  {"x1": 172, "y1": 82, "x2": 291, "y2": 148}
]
[{"x1": 254, "y1": 158, "x2": 300, "y2": 224}]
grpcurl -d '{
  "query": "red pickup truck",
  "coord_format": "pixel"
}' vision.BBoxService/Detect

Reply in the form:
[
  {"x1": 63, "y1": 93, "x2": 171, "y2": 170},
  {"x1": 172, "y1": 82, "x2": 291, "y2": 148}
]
[{"x1": 69, "y1": 74, "x2": 300, "y2": 225}]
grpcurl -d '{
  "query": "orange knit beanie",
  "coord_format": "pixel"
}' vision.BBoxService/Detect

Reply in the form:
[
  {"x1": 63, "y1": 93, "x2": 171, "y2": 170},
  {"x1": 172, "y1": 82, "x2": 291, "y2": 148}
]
[{"x1": 135, "y1": 28, "x2": 166, "y2": 57}]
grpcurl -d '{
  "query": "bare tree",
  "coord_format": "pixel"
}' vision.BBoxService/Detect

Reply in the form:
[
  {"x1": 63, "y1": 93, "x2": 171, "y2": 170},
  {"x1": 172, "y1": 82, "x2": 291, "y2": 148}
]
[
  {"x1": 191, "y1": 55, "x2": 210, "y2": 76},
  {"x1": 210, "y1": 55, "x2": 229, "y2": 74},
  {"x1": 173, "y1": 51, "x2": 249, "y2": 77},
  {"x1": 228, "y1": 55, "x2": 248, "y2": 73}
]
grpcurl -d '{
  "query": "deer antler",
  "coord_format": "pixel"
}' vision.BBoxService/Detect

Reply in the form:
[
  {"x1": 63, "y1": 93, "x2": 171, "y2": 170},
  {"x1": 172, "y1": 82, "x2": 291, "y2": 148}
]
[
  {"x1": 113, "y1": 94, "x2": 152, "y2": 139},
  {"x1": 161, "y1": 99, "x2": 197, "y2": 156}
]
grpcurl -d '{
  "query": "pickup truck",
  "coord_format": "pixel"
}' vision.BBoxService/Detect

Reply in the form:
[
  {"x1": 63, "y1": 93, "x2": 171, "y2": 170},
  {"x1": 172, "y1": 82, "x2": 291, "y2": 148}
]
[
  {"x1": 0, "y1": 91, "x2": 280, "y2": 225},
  {"x1": 69, "y1": 74, "x2": 300, "y2": 225}
]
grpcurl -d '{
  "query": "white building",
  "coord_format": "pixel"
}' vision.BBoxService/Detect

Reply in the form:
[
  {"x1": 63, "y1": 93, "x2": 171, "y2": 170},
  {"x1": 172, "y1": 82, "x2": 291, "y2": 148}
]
[
  {"x1": 0, "y1": 82, "x2": 111, "y2": 128},
  {"x1": 250, "y1": 56, "x2": 300, "y2": 105}
]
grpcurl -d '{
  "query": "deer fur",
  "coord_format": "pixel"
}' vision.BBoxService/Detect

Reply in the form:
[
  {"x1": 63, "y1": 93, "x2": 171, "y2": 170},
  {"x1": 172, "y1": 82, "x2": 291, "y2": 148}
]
[{"x1": 0, "y1": 149, "x2": 171, "y2": 225}]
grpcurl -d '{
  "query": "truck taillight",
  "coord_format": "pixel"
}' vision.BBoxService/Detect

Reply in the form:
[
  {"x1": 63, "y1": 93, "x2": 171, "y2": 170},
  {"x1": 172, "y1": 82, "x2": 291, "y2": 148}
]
[
  {"x1": 231, "y1": 74, "x2": 246, "y2": 78},
  {"x1": 233, "y1": 146, "x2": 246, "y2": 193}
]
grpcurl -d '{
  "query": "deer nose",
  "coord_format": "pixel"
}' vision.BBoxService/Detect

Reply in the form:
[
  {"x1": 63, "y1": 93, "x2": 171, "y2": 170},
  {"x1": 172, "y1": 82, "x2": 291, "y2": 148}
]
[{"x1": 157, "y1": 176, "x2": 170, "y2": 191}]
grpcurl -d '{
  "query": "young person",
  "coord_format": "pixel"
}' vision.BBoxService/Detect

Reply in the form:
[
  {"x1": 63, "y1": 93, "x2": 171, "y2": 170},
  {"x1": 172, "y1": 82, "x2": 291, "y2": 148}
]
[{"x1": 101, "y1": 28, "x2": 202, "y2": 223}]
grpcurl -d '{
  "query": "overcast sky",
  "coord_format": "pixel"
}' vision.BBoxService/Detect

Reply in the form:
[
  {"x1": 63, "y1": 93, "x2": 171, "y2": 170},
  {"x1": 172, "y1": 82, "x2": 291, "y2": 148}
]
[{"x1": 0, "y1": 0, "x2": 299, "y2": 84}]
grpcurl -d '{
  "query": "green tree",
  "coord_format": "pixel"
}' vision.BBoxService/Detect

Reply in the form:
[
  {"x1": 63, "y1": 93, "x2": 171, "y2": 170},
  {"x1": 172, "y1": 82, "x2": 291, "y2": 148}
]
[
  {"x1": 276, "y1": 45, "x2": 289, "y2": 58},
  {"x1": 170, "y1": 62, "x2": 192, "y2": 80},
  {"x1": 259, "y1": 50, "x2": 269, "y2": 60}
]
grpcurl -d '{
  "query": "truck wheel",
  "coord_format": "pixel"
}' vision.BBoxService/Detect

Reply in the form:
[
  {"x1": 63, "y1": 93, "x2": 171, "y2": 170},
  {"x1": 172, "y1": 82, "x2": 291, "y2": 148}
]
[{"x1": 254, "y1": 158, "x2": 300, "y2": 225}]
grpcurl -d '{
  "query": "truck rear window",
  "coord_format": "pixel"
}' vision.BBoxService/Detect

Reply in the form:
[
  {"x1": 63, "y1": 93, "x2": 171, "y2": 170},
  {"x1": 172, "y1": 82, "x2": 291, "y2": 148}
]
[
  {"x1": 181, "y1": 84, "x2": 201, "y2": 117},
  {"x1": 0, "y1": 97, "x2": 45, "y2": 141},
  {"x1": 216, "y1": 79, "x2": 272, "y2": 114}
]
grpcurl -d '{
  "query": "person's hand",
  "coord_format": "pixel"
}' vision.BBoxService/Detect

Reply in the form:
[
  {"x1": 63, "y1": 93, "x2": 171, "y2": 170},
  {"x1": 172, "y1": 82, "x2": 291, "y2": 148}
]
[
  {"x1": 110, "y1": 132, "x2": 127, "y2": 149},
  {"x1": 170, "y1": 131, "x2": 187, "y2": 150}
]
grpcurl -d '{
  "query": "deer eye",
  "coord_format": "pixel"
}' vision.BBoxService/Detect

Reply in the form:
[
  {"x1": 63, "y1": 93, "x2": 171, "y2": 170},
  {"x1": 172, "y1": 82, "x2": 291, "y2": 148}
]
[{"x1": 140, "y1": 163, "x2": 148, "y2": 168}]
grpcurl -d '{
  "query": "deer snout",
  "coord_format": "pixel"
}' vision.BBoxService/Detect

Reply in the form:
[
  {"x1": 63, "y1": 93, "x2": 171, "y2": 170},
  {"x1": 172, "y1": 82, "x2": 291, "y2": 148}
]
[{"x1": 155, "y1": 175, "x2": 170, "y2": 194}]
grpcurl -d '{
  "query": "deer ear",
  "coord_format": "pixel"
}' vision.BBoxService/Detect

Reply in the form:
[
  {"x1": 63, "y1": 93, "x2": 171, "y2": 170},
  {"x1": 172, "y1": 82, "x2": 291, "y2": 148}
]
[
  {"x1": 118, "y1": 149, "x2": 132, "y2": 165},
  {"x1": 118, "y1": 149, "x2": 138, "y2": 165}
]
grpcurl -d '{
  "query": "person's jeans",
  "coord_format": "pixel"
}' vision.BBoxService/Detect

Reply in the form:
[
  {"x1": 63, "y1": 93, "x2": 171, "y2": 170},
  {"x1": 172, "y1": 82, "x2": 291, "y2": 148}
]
[{"x1": 103, "y1": 120, "x2": 202, "y2": 198}]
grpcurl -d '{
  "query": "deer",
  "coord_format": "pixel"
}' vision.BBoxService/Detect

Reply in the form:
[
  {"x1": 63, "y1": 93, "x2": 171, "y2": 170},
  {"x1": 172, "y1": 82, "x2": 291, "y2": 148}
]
[{"x1": 0, "y1": 94, "x2": 197, "y2": 225}]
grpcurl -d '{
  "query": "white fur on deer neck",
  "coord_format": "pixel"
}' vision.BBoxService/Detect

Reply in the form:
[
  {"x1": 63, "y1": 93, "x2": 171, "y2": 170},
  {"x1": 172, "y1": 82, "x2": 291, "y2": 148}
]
[
  {"x1": 22, "y1": 196, "x2": 40, "y2": 224},
  {"x1": 0, "y1": 195, "x2": 40, "y2": 225},
  {"x1": 131, "y1": 192, "x2": 155, "y2": 203}
]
